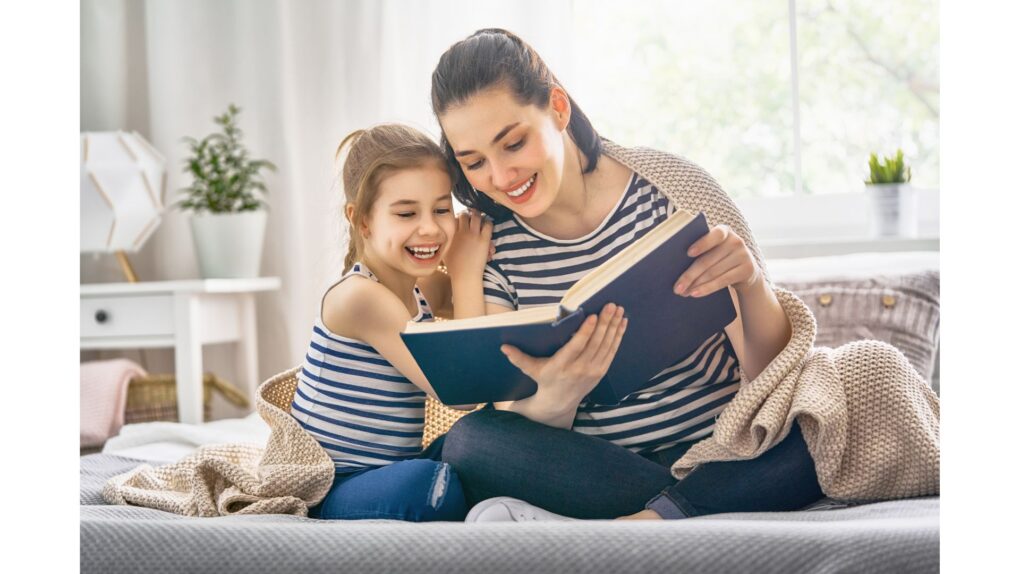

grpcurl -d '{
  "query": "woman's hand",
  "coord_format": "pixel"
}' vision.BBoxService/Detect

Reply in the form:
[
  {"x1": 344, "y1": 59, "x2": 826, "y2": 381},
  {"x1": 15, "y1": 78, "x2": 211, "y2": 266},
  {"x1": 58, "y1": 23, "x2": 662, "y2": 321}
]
[
  {"x1": 500, "y1": 303, "x2": 628, "y2": 426},
  {"x1": 673, "y1": 224, "x2": 761, "y2": 298},
  {"x1": 443, "y1": 209, "x2": 494, "y2": 282}
]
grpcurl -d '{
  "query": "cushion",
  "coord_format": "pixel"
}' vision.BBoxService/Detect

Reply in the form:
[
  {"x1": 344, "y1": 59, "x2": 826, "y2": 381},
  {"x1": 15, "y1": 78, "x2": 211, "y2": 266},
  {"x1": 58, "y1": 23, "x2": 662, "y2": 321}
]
[{"x1": 776, "y1": 270, "x2": 940, "y2": 386}]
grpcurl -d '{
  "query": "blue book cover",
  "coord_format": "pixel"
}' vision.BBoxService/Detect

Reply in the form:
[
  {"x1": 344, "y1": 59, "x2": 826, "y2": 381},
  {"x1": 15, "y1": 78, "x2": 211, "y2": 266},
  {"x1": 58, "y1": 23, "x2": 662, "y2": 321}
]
[{"x1": 401, "y1": 211, "x2": 737, "y2": 406}]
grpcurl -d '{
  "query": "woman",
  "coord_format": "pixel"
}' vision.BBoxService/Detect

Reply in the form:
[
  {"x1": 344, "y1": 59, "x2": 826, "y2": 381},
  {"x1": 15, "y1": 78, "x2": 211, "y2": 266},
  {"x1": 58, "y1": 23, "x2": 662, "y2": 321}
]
[{"x1": 428, "y1": 29, "x2": 826, "y2": 520}]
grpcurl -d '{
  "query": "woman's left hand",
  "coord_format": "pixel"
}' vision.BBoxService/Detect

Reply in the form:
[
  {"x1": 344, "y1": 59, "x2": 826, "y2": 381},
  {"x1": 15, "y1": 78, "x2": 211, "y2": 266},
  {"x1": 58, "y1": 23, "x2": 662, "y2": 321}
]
[{"x1": 672, "y1": 224, "x2": 761, "y2": 298}]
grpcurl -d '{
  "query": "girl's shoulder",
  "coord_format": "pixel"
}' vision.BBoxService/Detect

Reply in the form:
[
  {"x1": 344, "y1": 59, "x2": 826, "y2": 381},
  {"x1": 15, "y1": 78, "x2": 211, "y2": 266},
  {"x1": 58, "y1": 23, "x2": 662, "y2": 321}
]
[{"x1": 320, "y1": 275, "x2": 409, "y2": 341}]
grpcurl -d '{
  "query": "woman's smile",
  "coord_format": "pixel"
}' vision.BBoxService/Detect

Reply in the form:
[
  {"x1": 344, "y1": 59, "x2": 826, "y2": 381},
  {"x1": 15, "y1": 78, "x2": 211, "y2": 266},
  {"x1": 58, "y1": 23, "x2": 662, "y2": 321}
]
[{"x1": 502, "y1": 173, "x2": 538, "y2": 204}]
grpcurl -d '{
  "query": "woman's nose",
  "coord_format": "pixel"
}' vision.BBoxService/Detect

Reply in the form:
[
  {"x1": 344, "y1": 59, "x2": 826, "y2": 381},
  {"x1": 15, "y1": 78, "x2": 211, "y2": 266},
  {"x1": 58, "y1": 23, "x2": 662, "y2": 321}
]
[{"x1": 489, "y1": 159, "x2": 517, "y2": 191}]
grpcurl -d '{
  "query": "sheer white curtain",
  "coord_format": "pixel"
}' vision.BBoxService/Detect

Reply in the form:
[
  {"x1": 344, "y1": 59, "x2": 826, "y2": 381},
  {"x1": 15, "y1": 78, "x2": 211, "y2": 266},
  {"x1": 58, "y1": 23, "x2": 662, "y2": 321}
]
[{"x1": 80, "y1": 0, "x2": 573, "y2": 407}]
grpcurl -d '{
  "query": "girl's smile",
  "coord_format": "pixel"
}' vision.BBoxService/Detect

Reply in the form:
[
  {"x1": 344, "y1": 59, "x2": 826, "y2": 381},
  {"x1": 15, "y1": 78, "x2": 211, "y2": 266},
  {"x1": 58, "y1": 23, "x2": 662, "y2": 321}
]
[{"x1": 405, "y1": 243, "x2": 442, "y2": 264}]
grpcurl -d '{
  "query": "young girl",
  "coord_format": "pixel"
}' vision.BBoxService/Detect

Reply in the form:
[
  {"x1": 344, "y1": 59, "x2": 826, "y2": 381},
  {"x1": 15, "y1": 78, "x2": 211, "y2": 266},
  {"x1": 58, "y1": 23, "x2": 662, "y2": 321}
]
[{"x1": 290, "y1": 124, "x2": 491, "y2": 522}]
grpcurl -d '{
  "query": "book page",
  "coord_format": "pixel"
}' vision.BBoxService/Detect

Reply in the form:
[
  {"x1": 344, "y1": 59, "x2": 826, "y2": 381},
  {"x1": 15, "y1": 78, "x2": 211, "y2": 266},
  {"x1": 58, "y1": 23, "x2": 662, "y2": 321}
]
[
  {"x1": 560, "y1": 209, "x2": 695, "y2": 311},
  {"x1": 403, "y1": 304, "x2": 560, "y2": 334}
]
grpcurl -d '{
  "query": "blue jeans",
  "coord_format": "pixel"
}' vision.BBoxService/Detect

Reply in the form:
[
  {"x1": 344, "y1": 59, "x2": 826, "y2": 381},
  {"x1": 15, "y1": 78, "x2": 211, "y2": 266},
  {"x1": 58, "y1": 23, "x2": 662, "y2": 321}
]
[
  {"x1": 310, "y1": 437, "x2": 467, "y2": 521},
  {"x1": 440, "y1": 409, "x2": 823, "y2": 519}
]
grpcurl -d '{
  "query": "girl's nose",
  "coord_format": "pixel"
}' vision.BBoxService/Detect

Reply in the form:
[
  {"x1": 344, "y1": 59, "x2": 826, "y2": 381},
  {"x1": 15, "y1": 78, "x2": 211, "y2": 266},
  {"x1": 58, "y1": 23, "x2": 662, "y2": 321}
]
[{"x1": 418, "y1": 214, "x2": 441, "y2": 237}]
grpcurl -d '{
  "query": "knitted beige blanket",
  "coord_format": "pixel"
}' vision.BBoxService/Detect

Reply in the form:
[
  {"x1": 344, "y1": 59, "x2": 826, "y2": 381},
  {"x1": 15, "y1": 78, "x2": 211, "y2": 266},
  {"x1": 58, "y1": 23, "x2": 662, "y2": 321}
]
[
  {"x1": 102, "y1": 141, "x2": 939, "y2": 516},
  {"x1": 102, "y1": 372, "x2": 335, "y2": 517}
]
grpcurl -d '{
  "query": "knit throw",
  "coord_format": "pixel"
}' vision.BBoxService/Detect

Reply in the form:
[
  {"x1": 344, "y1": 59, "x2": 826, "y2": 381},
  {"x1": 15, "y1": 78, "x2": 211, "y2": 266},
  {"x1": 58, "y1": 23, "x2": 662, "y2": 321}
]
[{"x1": 102, "y1": 369, "x2": 334, "y2": 516}]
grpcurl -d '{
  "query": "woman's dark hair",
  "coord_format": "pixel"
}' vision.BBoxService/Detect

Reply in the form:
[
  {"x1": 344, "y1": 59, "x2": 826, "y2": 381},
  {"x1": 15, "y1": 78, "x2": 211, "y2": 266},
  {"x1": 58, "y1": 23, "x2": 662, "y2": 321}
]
[{"x1": 431, "y1": 28, "x2": 602, "y2": 221}]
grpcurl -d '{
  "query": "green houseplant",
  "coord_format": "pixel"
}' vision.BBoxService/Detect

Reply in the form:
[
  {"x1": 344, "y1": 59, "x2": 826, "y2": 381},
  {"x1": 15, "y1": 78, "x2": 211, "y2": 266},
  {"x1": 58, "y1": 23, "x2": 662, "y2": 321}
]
[
  {"x1": 180, "y1": 104, "x2": 276, "y2": 278},
  {"x1": 864, "y1": 149, "x2": 916, "y2": 238}
]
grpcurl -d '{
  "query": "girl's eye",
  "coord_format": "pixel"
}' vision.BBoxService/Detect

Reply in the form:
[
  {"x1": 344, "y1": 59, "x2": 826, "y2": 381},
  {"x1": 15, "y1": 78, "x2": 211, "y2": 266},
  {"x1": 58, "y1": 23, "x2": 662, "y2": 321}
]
[
  {"x1": 507, "y1": 139, "x2": 525, "y2": 151},
  {"x1": 435, "y1": 208, "x2": 451, "y2": 215},
  {"x1": 396, "y1": 212, "x2": 415, "y2": 219}
]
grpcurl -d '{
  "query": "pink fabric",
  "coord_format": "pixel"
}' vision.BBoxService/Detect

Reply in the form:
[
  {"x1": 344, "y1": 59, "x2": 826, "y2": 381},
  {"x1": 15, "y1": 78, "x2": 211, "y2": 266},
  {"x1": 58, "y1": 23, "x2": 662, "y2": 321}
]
[{"x1": 80, "y1": 359, "x2": 147, "y2": 448}]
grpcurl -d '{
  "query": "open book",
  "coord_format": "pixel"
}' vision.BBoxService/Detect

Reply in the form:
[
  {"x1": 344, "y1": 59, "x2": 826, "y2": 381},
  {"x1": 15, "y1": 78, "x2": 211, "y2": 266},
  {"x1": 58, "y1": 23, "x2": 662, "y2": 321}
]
[{"x1": 401, "y1": 210, "x2": 737, "y2": 405}]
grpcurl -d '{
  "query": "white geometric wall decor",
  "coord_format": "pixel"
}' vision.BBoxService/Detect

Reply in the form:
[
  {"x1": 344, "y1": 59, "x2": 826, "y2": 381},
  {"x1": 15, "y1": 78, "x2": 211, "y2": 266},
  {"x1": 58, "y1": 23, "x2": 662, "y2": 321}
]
[{"x1": 80, "y1": 131, "x2": 167, "y2": 253}]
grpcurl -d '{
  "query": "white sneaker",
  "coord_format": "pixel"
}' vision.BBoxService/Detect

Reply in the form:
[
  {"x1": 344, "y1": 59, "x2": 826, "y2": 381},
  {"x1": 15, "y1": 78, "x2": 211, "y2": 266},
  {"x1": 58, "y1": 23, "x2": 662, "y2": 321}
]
[{"x1": 465, "y1": 497, "x2": 577, "y2": 522}]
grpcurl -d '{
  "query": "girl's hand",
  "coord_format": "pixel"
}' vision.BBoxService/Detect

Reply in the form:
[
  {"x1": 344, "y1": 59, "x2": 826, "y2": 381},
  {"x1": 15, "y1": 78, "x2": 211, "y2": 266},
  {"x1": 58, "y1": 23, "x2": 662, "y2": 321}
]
[
  {"x1": 672, "y1": 224, "x2": 761, "y2": 298},
  {"x1": 443, "y1": 209, "x2": 493, "y2": 282},
  {"x1": 501, "y1": 303, "x2": 628, "y2": 404}
]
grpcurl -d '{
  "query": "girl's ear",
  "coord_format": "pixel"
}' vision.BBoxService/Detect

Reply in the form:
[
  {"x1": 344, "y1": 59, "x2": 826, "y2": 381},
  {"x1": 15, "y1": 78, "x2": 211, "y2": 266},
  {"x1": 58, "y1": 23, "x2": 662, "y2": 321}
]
[
  {"x1": 549, "y1": 86, "x2": 572, "y2": 131},
  {"x1": 346, "y1": 204, "x2": 370, "y2": 238}
]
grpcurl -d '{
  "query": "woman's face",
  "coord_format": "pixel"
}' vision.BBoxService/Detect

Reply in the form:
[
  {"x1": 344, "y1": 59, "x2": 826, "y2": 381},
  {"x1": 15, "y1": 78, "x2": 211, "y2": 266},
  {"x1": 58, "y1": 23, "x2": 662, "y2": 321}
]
[{"x1": 439, "y1": 87, "x2": 570, "y2": 219}]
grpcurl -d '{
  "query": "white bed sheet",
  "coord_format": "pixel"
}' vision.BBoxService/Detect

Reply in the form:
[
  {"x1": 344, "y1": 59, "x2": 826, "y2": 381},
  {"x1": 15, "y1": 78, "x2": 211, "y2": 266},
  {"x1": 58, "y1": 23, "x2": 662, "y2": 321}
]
[{"x1": 102, "y1": 411, "x2": 271, "y2": 463}]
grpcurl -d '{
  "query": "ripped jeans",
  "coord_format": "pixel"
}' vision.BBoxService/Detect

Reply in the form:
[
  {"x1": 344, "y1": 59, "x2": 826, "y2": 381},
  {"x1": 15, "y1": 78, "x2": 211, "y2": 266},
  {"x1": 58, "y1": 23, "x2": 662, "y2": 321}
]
[{"x1": 309, "y1": 436, "x2": 467, "y2": 521}]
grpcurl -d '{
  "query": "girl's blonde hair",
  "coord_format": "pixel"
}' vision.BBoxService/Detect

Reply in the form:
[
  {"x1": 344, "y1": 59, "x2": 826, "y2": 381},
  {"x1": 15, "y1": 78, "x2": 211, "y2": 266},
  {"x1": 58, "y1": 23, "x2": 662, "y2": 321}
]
[{"x1": 336, "y1": 124, "x2": 453, "y2": 273}]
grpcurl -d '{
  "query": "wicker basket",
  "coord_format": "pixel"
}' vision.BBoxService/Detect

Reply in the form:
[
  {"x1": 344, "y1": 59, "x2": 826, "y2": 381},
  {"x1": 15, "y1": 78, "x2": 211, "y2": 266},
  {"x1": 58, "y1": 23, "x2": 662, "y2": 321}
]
[
  {"x1": 125, "y1": 373, "x2": 251, "y2": 424},
  {"x1": 423, "y1": 396, "x2": 482, "y2": 449}
]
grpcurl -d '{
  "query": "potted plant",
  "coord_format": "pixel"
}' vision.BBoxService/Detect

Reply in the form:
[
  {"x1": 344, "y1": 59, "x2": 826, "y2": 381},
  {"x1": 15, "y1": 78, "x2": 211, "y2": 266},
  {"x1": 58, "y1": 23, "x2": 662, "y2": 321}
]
[
  {"x1": 179, "y1": 104, "x2": 276, "y2": 278},
  {"x1": 864, "y1": 149, "x2": 916, "y2": 238}
]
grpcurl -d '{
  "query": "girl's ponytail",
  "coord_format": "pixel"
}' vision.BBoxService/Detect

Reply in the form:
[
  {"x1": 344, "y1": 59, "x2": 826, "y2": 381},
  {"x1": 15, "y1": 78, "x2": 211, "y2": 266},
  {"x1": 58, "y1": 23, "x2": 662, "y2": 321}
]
[{"x1": 337, "y1": 130, "x2": 366, "y2": 274}]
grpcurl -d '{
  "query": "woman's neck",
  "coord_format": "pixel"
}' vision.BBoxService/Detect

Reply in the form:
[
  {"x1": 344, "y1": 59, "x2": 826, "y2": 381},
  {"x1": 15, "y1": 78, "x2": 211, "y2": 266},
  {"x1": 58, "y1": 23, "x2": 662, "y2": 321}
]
[
  {"x1": 358, "y1": 254, "x2": 419, "y2": 317},
  {"x1": 522, "y1": 135, "x2": 629, "y2": 240}
]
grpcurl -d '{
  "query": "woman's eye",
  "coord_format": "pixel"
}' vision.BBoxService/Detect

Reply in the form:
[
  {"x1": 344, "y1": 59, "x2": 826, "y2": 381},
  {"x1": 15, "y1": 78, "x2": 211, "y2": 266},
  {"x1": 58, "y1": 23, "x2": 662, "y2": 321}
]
[
  {"x1": 396, "y1": 212, "x2": 415, "y2": 219},
  {"x1": 507, "y1": 139, "x2": 525, "y2": 151},
  {"x1": 435, "y1": 208, "x2": 452, "y2": 215},
  {"x1": 465, "y1": 159, "x2": 484, "y2": 171}
]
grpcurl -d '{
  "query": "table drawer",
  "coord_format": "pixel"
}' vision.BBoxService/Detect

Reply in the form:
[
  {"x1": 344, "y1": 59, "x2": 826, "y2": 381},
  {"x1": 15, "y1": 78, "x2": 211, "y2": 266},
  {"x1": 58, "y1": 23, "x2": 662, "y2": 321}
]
[{"x1": 81, "y1": 295, "x2": 175, "y2": 339}]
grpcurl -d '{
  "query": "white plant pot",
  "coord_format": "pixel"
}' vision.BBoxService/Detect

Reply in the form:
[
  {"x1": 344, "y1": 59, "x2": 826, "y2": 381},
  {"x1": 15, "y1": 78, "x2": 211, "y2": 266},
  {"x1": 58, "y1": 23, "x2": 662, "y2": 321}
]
[
  {"x1": 189, "y1": 211, "x2": 268, "y2": 278},
  {"x1": 866, "y1": 183, "x2": 918, "y2": 238}
]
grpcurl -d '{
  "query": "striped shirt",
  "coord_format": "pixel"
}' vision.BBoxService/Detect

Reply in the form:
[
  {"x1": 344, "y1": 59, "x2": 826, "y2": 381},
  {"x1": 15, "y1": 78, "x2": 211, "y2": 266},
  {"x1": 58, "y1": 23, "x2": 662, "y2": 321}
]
[
  {"x1": 291, "y1": 263, "x2": 433, "y2": 471},
  {"x1": 483, "y1": 173, "x2": 742, "y2": 454}
]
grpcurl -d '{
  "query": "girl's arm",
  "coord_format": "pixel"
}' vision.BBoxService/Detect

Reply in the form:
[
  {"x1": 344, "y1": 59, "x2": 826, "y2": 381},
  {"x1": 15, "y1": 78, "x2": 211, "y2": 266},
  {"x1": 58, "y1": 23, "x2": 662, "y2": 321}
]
[
  {"x1": 443, "y1": 210, "x2": 493, "y2": 319},
  {"x1": 322, "y1": 278, "x2": 478, "y2": 410}
]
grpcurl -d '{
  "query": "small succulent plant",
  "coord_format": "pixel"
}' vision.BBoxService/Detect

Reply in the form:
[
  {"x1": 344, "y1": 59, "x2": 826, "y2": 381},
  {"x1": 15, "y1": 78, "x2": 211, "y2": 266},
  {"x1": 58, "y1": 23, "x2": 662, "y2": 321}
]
[{"x1": 865, "y1": 149, "x2": 912, "y2": 185}]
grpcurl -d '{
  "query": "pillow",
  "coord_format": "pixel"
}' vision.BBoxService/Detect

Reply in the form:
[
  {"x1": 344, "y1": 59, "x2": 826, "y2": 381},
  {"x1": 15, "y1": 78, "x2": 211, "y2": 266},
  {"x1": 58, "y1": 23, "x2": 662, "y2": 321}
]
[{"x1": 776, "y1": 270, "x2": 940, "y2": 386}]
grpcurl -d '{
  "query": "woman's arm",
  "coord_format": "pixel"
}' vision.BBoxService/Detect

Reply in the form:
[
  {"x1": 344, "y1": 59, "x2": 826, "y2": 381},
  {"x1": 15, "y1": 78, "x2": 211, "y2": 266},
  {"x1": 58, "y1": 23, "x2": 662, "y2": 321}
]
[
  {"x1": 673, "y1": 225, "x2": 790, "y2": 382},
  {"x1": 499, "y1": 303, "x2": 628, "y2": 428}
]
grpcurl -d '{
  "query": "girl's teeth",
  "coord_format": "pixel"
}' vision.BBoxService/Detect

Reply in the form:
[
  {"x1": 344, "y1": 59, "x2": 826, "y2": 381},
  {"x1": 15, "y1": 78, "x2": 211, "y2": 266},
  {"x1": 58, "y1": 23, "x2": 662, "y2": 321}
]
[
  {"x1": 408, "y1": 246, "x2": 439, "y2": 259},
  {"x1": 507, "y1": 175, "x2": 535, "y2": 197}
]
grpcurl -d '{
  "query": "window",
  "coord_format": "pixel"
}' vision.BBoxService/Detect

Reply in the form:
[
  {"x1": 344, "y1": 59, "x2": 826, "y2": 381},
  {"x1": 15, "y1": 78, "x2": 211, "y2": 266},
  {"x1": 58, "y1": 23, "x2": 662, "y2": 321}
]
[{"x1": 570, "y1": 0, "x2": 939, "y2": 198}]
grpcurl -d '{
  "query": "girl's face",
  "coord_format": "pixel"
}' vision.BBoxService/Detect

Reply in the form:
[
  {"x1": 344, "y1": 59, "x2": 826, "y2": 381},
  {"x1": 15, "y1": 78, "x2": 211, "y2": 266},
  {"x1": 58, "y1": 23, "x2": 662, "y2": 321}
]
[
  {"x1": 439, "y1": 86, "x2": 570, "y2": 220},
  {"x1": 358, "y1": 164, "x2": 456, "y2": 279}
]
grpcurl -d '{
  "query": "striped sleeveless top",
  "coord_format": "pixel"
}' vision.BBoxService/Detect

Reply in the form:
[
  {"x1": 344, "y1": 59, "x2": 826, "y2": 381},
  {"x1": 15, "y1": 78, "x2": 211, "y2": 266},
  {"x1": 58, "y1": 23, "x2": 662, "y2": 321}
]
[
  {"x1": 483, "y1": 173, "x2": 742, "y2": 455},
  {"x1": 291, "y1": 263, "x2": 433, "y2": 471}
]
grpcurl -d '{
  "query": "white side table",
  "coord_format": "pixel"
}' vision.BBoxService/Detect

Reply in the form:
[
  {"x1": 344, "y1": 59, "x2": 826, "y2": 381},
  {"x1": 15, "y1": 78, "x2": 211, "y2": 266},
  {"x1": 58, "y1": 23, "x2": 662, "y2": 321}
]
[{"x1": 80, "y1": 278, "x2": 282, "y2": 424}]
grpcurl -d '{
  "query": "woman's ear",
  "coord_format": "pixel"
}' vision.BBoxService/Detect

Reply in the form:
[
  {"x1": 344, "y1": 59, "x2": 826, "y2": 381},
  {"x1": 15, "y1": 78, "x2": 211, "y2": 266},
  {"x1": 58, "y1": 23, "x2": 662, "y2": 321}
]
[{"x1": 549, "y1": 86, "x2": 572, "y2": 131}]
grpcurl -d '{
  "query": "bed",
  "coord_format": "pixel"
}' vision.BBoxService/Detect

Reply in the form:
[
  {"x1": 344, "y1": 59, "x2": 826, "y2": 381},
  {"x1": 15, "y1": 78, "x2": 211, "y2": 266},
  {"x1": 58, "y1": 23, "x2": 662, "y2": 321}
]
[{"x1": 80, "y1": 252, "x2": 940, "y2": 573}]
